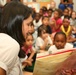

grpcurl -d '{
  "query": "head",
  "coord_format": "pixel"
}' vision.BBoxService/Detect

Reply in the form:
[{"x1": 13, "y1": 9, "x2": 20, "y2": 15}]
[
  {"x1": 39, "y1": 8, "x2": 43, "y2": 16},
  {"x1": 71, "y1": 11, "x2": 76, "y2": 19},
  {"x1": 24, "y1": 33, "x2": 33, "y2": 47},
  {"x1": 0, "y1": 1, "x2": 33, "y2": 46},
  {"x1": 67, "y1": 7, "x2": 73, "y2": 16},
  {"x1": 63, "y1": 16, "x2": 70, "y2": 28},
  {"x1": 54, "y1": 32, "x2": 67, "y2": 49},
  {"x1": 34, "y1": 13, "x2": 41, "y2": 22},
  {"x1": 42, "y1": 6, "x2": 47, "y2": 14},
  {"x1": 38, "y1": 25, "x2": 48, "y2": 39},
  {"x1": 48, "y1": 8, "x2": 53, "y2": 17},
  {"x1": 50, "y1": 1, "x2": 56, "y2": 9},
  {"x1": 54, "y1": 9, "x2": 62, "y2": 19},
  {"x1": 28, "y1": 22, "x2": 35, "y2": 34},
  {"x1": 42, "y1": 16, "x2": 49, "y2": 26},
  {"x1": 63, "y1": 8, "x2": 69, "y2": 16}
]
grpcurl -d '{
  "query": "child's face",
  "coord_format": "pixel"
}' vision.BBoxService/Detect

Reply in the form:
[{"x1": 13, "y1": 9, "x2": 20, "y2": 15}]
[
  {"x1": 42, "y1": 17, "x2": 49, "y2": 26},
  {"x1": 63, "y1": 18, "x2": 70, "y2": 28},
  {"x1": 72, "y1": 12, "x2": 76, "y2": 19},
  {"x1": 54, "y1": 11, "x2": 59, "y2": 19},
  {"x1": 54, "y1": 34, "x2": 66, "y2": 49},
  {"x1": 39, "y1": 9, "x2": 43, "y2": 16},
  {"x1": 29, "y1": 25, "x2": 34, "y2": 34},
  {"x1": 48, "y1": 10, "x2": 52, "y2": 17},
  {"x1": 50, "y1": 2, "x2": 56, "y2": 9},
  {"x1": 41, "y1": 30, "x2": 48, "y2": 39},
  {"x1": 35, "y1": 14, "x2": 40, "y2": 21},
  {"x1": 24, "y1": 35, "x2": 33, "y2": 47},
  {"x1": 63, "y1": 9, "x2": 69, "y2": 16}
]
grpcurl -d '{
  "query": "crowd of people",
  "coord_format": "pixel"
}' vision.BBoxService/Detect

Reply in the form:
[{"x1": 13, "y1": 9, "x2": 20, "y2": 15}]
[{"x1": 0, "y1": 0, "x2": 76, "y2": 75}]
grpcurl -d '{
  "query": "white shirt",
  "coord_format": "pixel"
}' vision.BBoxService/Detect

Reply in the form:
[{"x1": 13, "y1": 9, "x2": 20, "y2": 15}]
[
  {"x1": 33, "y1": 19, "x2": 42, "y2": 31},
  {"x1": 0, "y1": 33, "x2": 23, "y2": 75},
  {"x1": 48, "y1": 43, "x2": 73, "y2": 54},
  {"x1": 0, "y1": 0, "x2": 6, "y2": 6},
  {"x1": 35, "y1": 36, "x2": 52, "y2": 50}
]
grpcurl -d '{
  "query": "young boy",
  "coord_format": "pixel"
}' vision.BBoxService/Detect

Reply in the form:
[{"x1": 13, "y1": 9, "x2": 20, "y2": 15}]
[{"x1": 48, "y1": 32, "x2": 73, "y2": 53}]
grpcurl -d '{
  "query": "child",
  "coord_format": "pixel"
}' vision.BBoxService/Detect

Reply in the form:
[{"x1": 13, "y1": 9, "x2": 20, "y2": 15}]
[
  {"x1": 48, "y1": 32, "x2": 73, "y2": 54},
  {"x1": 42, "y1": 16, "x2": 52, "y2": 35},
  {"x1": 21, "y1": 33, "x2": 35, "y2": 66},
  {"x1": 29, "y1": 22, "x2": 37, "y2": 47},
  {"x1": 51, "y1": 9, "x2": 62, "y2": 32},
  {"x1": 61, "y1": 8, "x2": 69, "y2": 20},
  {"x1": 47, "y1": 8, "x2": 53, "y2": 19},
  {"x1": 61, "y1": 16, "x2": 72, "y2": 37},
  {"x1": 70, "y1": 11, "x2": 76, "y2": 28},
  {"x1": 60, "y1": 16, "x2": 76, "y2": 44},
  {"x1": 33, "y1": 13, "x2": 42, "y2": 32},
  {"x1": 50, "y1": 1, "x2": 56, "y2": 11},
  {"x1": 35, "y1": 25, "x2": 53, "y2": 51}
]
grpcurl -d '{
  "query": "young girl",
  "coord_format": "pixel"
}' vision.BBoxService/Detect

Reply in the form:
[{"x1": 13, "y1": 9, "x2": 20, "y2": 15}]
[
  {"x1": 42, "y1": 16, "x2": 52, "y2": 35},
  {"x1": 60, "y1": 16, "x2": 76, "y2": 44},
  {"x1": 22, "y1": 33, "x2": 35, "y2": 65},
  {"x1": 35, "y1": 25, "x2": 53, "y2": 51},
  {"x1": 61, "y1": 16, "x2": 72, "y2": 37},
  {"x1": 61, "y1": 8, "x2": 69, "y2": 20},
  {"x1": 33, "y1": 13, "x2": 42, "y2": 32},
  {"x1": 51, "y1": 9, "x2": 62, "y2": 32},
  {"x1": 48, "y1": 32, "x2": 73, "y2": 53},
  {"x1": 70, "y1": 11, "x2": 76, "y2": 28}
]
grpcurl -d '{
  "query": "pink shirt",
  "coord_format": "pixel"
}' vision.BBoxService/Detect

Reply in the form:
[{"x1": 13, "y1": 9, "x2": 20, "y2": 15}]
[
  {"x1": 22, "y1": 46, "x2": 32, "y2": 54},
  {"x1": 51, "y1": 18, "x2": 62, "y2": 32}
]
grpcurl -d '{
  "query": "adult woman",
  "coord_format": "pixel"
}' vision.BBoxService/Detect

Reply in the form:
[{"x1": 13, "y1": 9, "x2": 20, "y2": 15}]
[
  {"x1": 0, "y1": 1, "x2": 33, "y2": 75},
  {"x1": 59, "y1": 0, "x2": 73, "y2": 11}
]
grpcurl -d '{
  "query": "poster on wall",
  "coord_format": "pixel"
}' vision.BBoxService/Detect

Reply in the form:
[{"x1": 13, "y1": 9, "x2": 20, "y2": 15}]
[
  {"x1": 23, "y1": 0, "x2": 36, "y2": 2},
  {"x1": 36, "y1": 0, "x2": 50, "y2": 2},
  {"x1": 27, "y1": 0, "x2": 36, "y2": 2}
]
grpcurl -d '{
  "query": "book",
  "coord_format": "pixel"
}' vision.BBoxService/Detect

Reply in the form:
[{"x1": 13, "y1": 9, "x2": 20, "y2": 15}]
[{"x1": 33, "y1": 48, "x2": 76, "y2": 75}]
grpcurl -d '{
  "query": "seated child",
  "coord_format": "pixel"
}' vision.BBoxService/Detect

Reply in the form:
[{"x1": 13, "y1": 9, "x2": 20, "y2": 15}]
[
  {"x1": 21, "y1": 33, "x2": 36, "y2": 67},
  {"x1": 60, "y1": 15, "x2": 76, "y2": 45},
  {"x1": 48, "y1": 32, "x2": 73, "y2": 54},
  {"x1": 35, "y1": 25, "x2": 53, "y2": 51}
]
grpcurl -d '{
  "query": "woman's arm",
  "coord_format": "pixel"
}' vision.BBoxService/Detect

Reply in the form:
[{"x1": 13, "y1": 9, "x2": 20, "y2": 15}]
[{"x1": 0, "y1": 68, "x2": 6, "y2": 75}]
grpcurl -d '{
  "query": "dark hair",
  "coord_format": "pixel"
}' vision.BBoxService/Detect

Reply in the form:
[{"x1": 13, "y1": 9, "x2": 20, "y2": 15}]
[
  {"x1": 38, "y1": 25, "x2": 48, "y2": 36},
  {"x1": 64, "y1": 15, "x2": 70, "y2": 20},
  {"x1": 0, "y1": 1, "x2": 32, "y2": 46},
  {"x1": 25, "y1": 33, "x2": 33, "y2": 40},
  {"x1": 54, "y1": 9, "x2": 63, "y2": 17},
  {"x1": 54, "y1": 32, "x2": 67, "y2": 41},
  {"x1": 42, "y1": 16, "x2": 49, "y2": 21},
  {"x1": 42, "y1": 6, "x2": 47, "y2": 12},
  {"x1": 48, "y1": 8, "x2": 53, "y2": 12}
]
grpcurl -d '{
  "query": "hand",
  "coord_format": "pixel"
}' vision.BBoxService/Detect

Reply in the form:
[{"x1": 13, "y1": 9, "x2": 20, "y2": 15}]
[
  {"x1": 44, "y1": 38, "x2": 48, "y2": 44},
  {"x1": 22, "y1": 59, "x2": 33, "y2": 66}
]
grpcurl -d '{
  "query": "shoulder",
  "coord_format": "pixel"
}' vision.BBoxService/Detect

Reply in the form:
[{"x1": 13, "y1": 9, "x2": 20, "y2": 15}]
[
  {"x1": 48, "y1": 45, "x2": 57, "y2": 51},
  {"x1": 0, "y1": 33, "x2": 20, "y2": 52},
  {"x1": 37, "y1": 37, "x2": 42, "y2": 40},
  {"x1": 65, "y1": 43, "x2": 73, "y2": 48}
]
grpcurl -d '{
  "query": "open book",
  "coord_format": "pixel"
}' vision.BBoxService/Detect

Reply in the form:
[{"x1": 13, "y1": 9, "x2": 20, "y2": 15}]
[{"x1": 33, "y1": 48, "x2": 76, "y2": 75}]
